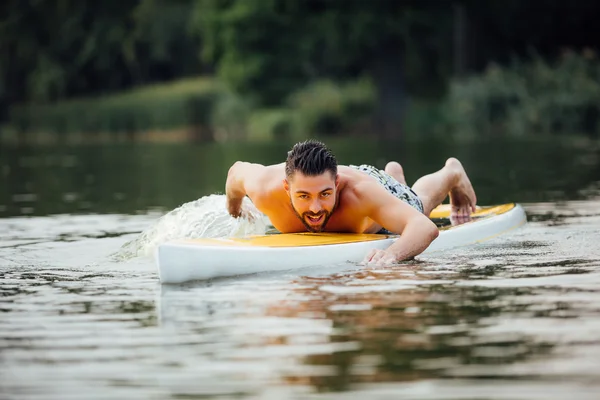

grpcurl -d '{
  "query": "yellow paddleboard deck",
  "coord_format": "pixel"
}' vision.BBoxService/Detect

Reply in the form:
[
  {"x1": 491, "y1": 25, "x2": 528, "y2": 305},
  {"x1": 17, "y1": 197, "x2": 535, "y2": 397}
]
[
  {"x1": 179, "y1": 203, "x2": 517, "y2": 248},
  {"x1": 157, "y1": 203, "x2": 526, "y2": 283}
]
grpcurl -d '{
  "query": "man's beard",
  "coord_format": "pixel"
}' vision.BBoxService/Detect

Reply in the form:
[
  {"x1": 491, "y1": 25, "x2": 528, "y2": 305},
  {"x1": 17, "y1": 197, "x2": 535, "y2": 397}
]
[{"x1": 291, "y1": 204, "x2": 333, "y2": 233}]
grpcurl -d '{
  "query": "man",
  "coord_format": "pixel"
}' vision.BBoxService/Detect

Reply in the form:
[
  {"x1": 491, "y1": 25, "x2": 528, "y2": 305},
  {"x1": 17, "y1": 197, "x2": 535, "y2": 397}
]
[{"x1": 225, "y1": 139, "x2": 477, "y2": 265}]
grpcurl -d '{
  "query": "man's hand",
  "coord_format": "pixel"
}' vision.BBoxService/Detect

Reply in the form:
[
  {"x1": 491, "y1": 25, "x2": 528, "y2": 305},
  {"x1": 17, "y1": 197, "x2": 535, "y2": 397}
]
[
  {"x1": 359, "y1": 182, "x2": 439, "y2": 264},
  {"x1": 361, "y1": 248, "x2": 399, "y2": 266},
  {"x1": 236, "y1": 207, "x2": 256, "y2": 223}
]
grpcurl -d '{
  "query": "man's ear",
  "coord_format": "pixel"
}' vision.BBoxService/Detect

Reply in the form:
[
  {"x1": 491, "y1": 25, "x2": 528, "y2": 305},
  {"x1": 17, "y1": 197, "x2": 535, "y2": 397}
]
[
  {"x1": 283, "y1": 179, "x2": 290, "y2": 193},
  {"x1": 335, "y1": 174, "x2": 340, "y2": 188}
]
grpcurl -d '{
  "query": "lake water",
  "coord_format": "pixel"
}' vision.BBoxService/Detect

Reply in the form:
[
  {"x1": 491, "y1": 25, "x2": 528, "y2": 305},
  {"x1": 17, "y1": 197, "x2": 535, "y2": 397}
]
[{"x1": 1, "y1": 138, "x2": 600, "y2": 399}]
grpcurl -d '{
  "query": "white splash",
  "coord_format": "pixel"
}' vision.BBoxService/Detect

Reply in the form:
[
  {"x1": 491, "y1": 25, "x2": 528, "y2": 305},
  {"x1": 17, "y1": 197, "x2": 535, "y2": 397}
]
[{"x1": 115, "y1": 194, "x2": 270, "y2": 260}]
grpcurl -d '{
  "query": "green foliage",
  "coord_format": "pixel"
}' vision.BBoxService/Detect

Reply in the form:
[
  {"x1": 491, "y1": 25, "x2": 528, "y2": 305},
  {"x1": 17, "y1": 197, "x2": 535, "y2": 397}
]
[
  {"x1": 445, "y1": 51, "x2": 600, "y2": 137},
  {"x1": 0, "y1": 0, "x2": 201, "y2": 120},
  {"x1": 248, "y1": 109, "x2": 295, "y2": 141},
  {"x1": 9, "y1": 78, "x2": 229, "y2": 138},
  {"x1": 3, "y1": 0, "x2": 600, "y2": 141},
  {"x1": 7, "y1": 76, "x2": 375, "y2": 142},
  {"x1": 402, "y1": 100, "x2": 450, "y2": 139},
  {"x1": 193, "y1": 0, "x2": 311, "y2": 105},
  {"x1": 287, "y1": 78, "x2": 375, "y2": 137},
  {"x1": 247, "y1": 78, "x2": 375, "y2": 141},
  {"x1": 211, "y1": 88, "x2": 253, "y2": 140},
  {"x1": 194, "y1": 0, "x2": 453, "y2": 108}
]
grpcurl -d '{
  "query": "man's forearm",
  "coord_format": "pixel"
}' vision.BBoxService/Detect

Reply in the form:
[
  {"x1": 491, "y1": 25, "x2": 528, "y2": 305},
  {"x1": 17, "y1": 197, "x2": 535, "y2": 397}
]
[
  {"x1": 386, "y1": 220, "x2": 439, "y2": 261},
  {"x1": 225, "y1": 163, "x2": 246, "y2": 217},
  {"x1": 225, "y1": 179, "x2": 246, "y2": 217},
  {"x1": 226, "y1": 193, "x2": 244, "y2": 217}
]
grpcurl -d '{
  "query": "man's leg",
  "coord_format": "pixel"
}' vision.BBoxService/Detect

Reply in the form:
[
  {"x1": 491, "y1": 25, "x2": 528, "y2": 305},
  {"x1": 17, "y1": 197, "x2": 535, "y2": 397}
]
[
  {"x1": 384, "y1": 161, "x2": 407, "y2": 185},
  {"x1": 410, "y1": 158, "x2": 477, "y2": 217}
]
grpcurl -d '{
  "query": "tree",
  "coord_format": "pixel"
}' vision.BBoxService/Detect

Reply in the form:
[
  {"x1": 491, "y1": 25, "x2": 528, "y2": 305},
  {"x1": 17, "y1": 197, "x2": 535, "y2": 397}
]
[
  {"x1": 194, "y1": 0, "x2": 454, "y2": 138},
  {"x1": 0, "y1": 0, "x2": 201, "y2": 120}
]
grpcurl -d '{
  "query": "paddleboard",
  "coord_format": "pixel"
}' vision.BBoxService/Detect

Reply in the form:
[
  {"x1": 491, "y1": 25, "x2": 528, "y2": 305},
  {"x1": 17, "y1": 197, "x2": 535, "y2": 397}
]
[{"x1": 156, "y1": 203, "x2": 526, "y2": 283}]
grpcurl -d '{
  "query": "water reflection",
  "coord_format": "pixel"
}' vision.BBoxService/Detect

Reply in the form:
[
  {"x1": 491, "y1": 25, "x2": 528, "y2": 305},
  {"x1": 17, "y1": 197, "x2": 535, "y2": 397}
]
[
  {"x1": 263, "y1": 270, "x2": 556, "y2": 391},
  {"x1": 2, "y1": 138, "x2": 600, "y2": 399},
  {"x1": 154, "y1": 200, "x2": 600, "y2": 397},
  {"x1": 158, "y1": 272, "x2": 597, "y2": 395},
  {"x1": 1, "y1": 138, "x2": 600, "y2": 218}
]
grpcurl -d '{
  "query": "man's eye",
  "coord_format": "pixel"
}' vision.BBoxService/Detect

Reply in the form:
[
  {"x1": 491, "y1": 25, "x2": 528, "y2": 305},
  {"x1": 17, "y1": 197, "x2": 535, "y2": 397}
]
[
  {"x1": 299, "y1": 195, "x2": 308, "y2": 199},
  {"x1": 321, "y1": 192, "x2": 331, "y2": 197}
]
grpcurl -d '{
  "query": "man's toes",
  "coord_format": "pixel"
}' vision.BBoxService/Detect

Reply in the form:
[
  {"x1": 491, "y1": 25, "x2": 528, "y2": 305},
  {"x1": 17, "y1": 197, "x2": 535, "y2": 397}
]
[{"x1": 459, "y1": 206, "x2": 470, "y2": 217}]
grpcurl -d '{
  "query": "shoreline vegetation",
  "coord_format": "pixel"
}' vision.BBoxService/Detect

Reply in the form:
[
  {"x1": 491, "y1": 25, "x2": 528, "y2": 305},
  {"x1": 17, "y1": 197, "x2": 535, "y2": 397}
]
[{"x1": 3, "y1": 51, "x2": 599, "y2": 146}]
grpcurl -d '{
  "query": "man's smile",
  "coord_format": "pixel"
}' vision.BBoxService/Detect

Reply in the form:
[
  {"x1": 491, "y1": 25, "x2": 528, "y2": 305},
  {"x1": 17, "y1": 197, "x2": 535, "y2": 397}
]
[{"x1": 306, "y1": 213, "x2": 324, "y2": 224}]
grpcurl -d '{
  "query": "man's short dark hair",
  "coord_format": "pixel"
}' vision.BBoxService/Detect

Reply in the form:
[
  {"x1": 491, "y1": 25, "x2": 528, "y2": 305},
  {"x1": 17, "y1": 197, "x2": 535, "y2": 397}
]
[{"x1": 285, "y1": 139, "x2": 337, "y2": 179}]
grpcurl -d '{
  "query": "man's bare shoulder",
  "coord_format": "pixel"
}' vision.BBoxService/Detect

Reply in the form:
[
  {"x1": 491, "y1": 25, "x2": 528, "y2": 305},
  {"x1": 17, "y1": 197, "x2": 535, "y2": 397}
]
[
  {"x1": 337, "y1": 167, "x2": 380, "y2": 204},
  {"x1": 338, "y1": 167, "x2": 393, "y2": 207},
  {"x1": 238, "y1": 162, "x2": 285, "y2": 198},
  {"x1": 254, "y1": 162, "x2": 284, "y2": 186},
  {"x1": 231, "y1": 161, "x2": 281, "y2": 179}
]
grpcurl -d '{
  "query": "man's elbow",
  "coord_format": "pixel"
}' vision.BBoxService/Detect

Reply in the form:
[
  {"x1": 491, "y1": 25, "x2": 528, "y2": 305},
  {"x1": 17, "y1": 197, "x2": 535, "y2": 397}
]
[{"x1": 426, "y1": 221, "x2": 440, "y2": 243}]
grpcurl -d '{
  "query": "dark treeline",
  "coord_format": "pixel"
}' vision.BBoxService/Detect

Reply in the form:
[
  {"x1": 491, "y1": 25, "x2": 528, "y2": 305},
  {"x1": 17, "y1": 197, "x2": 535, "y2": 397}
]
[
  {"x1": 1, "y1": 0, "x2": 599, "y2": 137},
  {"x1": 0, "y1": 0, "x2": 203, "y2": 118}
]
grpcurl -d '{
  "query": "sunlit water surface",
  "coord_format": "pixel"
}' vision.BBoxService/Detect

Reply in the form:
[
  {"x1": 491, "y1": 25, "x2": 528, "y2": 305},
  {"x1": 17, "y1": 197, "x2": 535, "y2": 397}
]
[{"x1": 2, "y1": 194, "x2": 600, "y2": 400}]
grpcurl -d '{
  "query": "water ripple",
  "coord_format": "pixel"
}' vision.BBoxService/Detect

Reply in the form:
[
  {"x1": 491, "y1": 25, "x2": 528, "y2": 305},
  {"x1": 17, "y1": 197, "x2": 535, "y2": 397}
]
[{"x1": 1, "y1": 200, "x2": 600, "y2": 399}]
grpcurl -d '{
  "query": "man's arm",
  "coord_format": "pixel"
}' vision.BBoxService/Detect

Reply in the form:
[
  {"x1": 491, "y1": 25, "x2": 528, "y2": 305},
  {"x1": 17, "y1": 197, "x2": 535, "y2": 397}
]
[
  {"x1": 362, "y1": 183, "x2": 439, "y2": 262},
  {"x1": 225, "y1": 161, "x2": 266, "y2": 217}
]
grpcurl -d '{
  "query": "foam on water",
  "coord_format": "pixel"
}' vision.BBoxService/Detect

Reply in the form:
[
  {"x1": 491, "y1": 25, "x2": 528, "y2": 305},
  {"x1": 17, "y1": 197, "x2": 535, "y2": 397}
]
[{"x1": 115, "y1": 194, "x2": 270, "y2": 259}]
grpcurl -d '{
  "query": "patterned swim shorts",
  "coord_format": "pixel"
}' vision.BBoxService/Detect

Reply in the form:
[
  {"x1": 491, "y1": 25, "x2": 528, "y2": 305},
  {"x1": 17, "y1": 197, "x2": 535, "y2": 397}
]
[{"x1": 349, "y1": 164, "x2": 424, "y2": 214}]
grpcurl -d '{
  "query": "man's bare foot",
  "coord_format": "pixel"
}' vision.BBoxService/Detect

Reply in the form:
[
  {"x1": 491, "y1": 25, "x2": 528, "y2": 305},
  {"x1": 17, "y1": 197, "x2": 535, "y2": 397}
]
[
  {"x1": 385, "y1": 161, "x2": 407, "y2": 185},
  {"x1": 446, "y1": 158, "x2": 477, "y2": 219}
]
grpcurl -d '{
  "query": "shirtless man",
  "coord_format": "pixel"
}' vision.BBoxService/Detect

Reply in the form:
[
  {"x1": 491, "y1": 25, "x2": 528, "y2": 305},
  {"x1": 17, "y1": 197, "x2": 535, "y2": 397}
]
[{"x1": 225, "y1": 140, "x2": 477, "y2": 265}]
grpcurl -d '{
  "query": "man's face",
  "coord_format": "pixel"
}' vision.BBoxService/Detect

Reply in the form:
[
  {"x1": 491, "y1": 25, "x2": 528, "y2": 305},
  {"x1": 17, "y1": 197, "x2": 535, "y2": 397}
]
[{"x1": 284, "y1": 171, "x2": 339, "y2": 232}]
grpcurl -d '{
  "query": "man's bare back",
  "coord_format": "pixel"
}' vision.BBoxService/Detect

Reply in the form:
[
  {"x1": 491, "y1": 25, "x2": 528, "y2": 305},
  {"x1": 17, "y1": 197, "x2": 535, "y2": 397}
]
[{"x1": 241, "y1": 163, "x2": 419, "y2": 234}]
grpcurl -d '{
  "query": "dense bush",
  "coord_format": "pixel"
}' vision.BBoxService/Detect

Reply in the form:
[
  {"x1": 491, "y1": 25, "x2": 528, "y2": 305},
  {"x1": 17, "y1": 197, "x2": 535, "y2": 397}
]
[
  {"x1": 286, "y1": 78, "x2": 375, "y2": 137},
  {"x1": 445, "y1": 50, "x2": 600, "y2": 138},
  {"x1": 7, "y1": 76, "x2": 376, "y2": 143},
  {"x1": 245, "y1": 78, "x2": 376, "y2": 141},
  {"x1": 9, "y1": 78, "x2": 228, "y2": 140},
  {"x1": 9, "y1": 51, "x2": 599, "y2": 143}
]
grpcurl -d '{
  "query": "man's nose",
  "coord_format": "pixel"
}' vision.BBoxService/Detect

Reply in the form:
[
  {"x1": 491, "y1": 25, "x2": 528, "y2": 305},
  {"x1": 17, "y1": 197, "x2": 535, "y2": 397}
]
[{"x1": 309, "y1": 200, "x2": 322, "y2": 214}]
